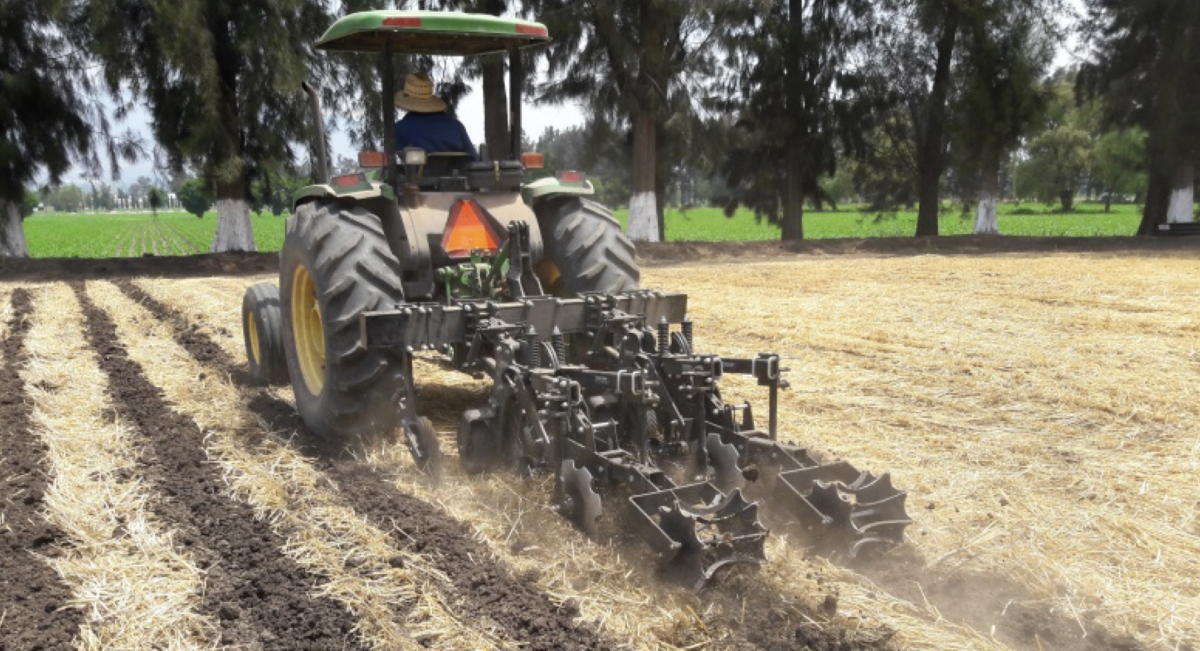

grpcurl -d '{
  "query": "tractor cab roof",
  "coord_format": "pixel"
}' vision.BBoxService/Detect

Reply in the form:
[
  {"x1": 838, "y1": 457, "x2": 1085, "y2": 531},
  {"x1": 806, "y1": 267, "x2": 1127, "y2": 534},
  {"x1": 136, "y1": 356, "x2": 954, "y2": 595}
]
[{"x1": 316, "y1": 10, "x2": 550, "y2": 55}]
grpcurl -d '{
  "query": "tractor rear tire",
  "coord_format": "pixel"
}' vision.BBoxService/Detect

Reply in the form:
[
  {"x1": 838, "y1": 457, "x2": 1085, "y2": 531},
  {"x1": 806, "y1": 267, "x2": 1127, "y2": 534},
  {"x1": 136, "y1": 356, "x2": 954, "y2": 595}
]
[
  {"x1": 536, "y1": 197, "x2": 639, "y2": 297},
  {"x1": 279, "y1": 201, "x2": 407, "y2": 441},
  {"x1": 242, "y1": 282, "x2": 289, "y2": 384}
]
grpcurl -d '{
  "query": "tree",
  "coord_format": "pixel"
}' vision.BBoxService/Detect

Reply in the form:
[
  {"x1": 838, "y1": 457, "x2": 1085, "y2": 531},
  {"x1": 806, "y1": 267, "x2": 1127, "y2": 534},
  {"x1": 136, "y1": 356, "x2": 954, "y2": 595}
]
[
  {"x1": 21, "y1": 189, "x2": 40, "y2": 219},
  {"x1": 713, "y1": 0, "x2": 875, "y2": 240},
  {"x1": 1015, "y1": 127, "x2": 1090, "y2": 211},
  {"x1": 1092, "y1": 128, "x2": 1148, "y2": 212},
  {"x1": 147, "y1": 187, "x2": 165, "y2": 219},
  {"x1": 1080, "y1": 0, "x2": 1200, "y2": 233},
  {"x1": 0, "y1": 0, "x2": 135, "y2": 256},
  {"x1": 949, "y1": 3, "x2": 1052, "y2": 234},
  {"x1": 531, "y1": 0, "x2": 718, "y2": 242},
  {"x1": 177, "y1": 178, "x2": 213, "y2": 219},
  {"x1": 77, "y1": 0, "x2": 345, "y2": 252},
  {"x1": 45, "y1": 185, "x2": 86, "y2": 213}
]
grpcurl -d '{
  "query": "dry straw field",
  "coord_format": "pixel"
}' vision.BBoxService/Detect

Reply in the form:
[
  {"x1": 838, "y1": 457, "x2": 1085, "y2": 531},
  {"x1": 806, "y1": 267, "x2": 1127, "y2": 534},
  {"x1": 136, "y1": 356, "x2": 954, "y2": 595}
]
[{"x1": 1, "y1": 245, "x2": 1196, "y2": 651}]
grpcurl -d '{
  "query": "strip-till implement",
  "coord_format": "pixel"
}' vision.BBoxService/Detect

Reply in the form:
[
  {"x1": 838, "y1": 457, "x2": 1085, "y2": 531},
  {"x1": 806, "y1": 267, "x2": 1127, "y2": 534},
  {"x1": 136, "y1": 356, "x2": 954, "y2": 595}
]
[
  {"x1": 360, "y1": 235, "x2": 911, "y2": 586},
  {"x1": 244, "y1": 8, "x2": 911, "y2": 589}
]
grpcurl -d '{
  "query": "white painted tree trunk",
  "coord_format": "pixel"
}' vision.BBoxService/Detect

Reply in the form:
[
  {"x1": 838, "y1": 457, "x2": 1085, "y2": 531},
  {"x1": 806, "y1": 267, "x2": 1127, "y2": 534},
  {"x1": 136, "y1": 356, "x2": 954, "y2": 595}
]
[
  {"x1": 1166, "y1": 161, "x2": 1195, "y2": 224},
  {"x1": 0, "y1": 199, "x2": 30, "y2": 258},
  {"x1": 627, "y1": 192, "x2": 660, "y2": 242},
  {"x1": 975, "y1": 192, "x2": 1000, "y2": 234},
  {"x1": 211, "y1": 197, "x2": 256, "y2": 252}
]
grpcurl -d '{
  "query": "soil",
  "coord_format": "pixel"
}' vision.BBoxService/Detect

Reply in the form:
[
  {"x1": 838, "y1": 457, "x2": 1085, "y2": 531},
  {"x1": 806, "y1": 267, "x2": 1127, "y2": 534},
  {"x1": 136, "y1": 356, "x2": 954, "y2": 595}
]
[
  {"x1": 0, "y1": 289, "x2": 83, "y2": 651},
  {"x1": 854, "y1": 549, "x2": 1143, "y2": 651},
  {"x1": 117, "y1": 280, "x2": 618, "y2": 651},
  {"x1": 72, "y1": 284, "x2": 368, "y2": 651},
  {"x1": 3, "y1": 236, "x2": 1200, "y2": 283},
  {"x1": 117, "y1": 279, "x2": 895, "y2": 651}
]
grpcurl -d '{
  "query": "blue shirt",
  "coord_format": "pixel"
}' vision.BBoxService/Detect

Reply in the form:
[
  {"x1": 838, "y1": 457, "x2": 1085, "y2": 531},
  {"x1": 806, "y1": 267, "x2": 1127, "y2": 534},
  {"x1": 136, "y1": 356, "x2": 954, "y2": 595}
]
[{"x1": 395, "y1": 112, "x2": 478, "y2": 160}]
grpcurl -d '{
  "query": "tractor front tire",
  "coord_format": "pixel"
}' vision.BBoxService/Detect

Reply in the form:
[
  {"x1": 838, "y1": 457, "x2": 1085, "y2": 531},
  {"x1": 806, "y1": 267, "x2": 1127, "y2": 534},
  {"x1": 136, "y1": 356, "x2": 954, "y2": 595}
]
[
  {"x1": 536, "y1": 197, "x2": 640, "y2": 297},
  {"x1": 242, "y1": 282, "x2": 288, "y2": 384},
  {"x1": 280, "y1": 201, "x2": 407, "y2": 441}
]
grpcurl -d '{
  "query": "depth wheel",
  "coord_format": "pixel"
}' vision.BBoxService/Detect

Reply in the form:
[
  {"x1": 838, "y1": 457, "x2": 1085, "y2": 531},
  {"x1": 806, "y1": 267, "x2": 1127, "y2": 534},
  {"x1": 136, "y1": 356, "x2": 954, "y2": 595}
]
[
  {"x1": 242, "y1": 282, "x2": 288, "y2": 384},
  {"x1": 279, "y1": 201, "x2": 407, "y2": 441}
]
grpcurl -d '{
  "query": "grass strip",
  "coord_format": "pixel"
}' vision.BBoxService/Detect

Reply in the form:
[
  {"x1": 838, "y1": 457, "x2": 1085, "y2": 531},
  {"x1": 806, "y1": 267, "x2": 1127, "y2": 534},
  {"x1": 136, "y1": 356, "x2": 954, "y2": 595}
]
[
  {"x1": 0, "y1": 288, "x2": 84, "y2": 650},
  {"x1": 22, "y1": 283, "x2": 220, "y2": 649},
  {"x1": 72, "y1": 282, "x2": 368, "y2": 651}
]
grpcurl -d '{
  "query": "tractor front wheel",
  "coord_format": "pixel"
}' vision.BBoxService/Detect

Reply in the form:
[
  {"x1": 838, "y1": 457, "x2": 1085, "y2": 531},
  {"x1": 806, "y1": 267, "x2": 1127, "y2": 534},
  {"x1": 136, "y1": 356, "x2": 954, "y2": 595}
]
[{"x1": 279, "y1": 201, "x2": 407, "y2": 441}]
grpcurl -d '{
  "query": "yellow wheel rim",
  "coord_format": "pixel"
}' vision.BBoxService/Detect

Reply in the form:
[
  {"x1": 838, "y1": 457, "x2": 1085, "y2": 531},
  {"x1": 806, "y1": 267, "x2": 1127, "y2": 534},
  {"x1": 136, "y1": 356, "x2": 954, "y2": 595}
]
[
  {"x1": 247, "y1": 311, "x2": 261, "y2": 366},
  {"x1": 291, "y1": 264, "x2": 325, "y2": 395}
]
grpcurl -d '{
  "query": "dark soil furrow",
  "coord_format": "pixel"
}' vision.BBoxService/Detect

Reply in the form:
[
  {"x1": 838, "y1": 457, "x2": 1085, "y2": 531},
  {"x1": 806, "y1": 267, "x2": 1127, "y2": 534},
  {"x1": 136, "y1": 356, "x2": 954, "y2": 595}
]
[
  {"x1": 72, "y1": 283, "x2": 367, "y2": 651},
  {"x1": 115, "y1": 281, "x2": 619, "y2": 651},
  {"x1": 0, "y1": 289, "x2": 83, "y2": 651}
]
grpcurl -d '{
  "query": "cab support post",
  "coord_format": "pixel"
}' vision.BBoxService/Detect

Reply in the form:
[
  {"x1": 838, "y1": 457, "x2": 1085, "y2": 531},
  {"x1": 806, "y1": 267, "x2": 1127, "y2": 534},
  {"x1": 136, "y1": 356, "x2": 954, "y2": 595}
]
[{"x1": 383, "y1": 39, "x2": 396, "y2": 187}]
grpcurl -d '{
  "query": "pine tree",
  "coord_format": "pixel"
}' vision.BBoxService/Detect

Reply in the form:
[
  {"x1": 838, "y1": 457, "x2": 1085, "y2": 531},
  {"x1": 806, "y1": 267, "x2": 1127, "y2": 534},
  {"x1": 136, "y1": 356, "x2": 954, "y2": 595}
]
[
  {"x1": 713, "y1": 0, "x2": 875, "y2": 240},
  {"x1": 1080, "y1": 0, "x2": 1200, "y2": 233},
  {"x1": 0, "y1": 0, "x2": 134, "y2": 256},
  {"x1": 527, "y1": 0, "x2": 718, "y2": 242},
  {"x1": 76, "y1": 0, "x2": 347, "y2": 251}
]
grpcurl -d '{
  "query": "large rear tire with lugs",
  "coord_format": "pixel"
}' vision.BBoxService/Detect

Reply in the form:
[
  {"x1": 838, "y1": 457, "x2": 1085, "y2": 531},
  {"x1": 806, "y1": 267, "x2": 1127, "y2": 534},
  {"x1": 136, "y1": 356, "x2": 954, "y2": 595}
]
[
  {"x1": 279, "y1": 200, "x2": 407, "y2": 441},
  {"x1": 535, "y1": 197, "x2": 640, "y2": 297}
]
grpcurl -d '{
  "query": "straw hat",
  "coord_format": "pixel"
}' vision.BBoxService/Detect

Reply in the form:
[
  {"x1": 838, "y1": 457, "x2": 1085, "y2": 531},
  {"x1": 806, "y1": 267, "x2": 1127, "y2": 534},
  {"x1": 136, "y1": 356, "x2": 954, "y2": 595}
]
[{"x1": 394, "y1": 73, "x2": 446, "y2": 113}]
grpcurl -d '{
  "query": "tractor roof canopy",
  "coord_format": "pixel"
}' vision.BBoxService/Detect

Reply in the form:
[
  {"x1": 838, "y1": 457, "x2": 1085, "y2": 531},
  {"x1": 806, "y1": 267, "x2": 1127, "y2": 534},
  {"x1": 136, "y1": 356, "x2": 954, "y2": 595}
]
[{"x1": 317, "y1": 11, "x2": 550, "y2": 55}]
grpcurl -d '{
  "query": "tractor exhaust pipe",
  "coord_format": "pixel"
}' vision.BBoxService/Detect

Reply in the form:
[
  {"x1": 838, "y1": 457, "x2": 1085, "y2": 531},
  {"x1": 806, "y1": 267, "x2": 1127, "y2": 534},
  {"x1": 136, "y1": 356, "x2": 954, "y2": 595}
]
[{"x1": 303, "y1": 81, "x2": 329, "y2": 184}]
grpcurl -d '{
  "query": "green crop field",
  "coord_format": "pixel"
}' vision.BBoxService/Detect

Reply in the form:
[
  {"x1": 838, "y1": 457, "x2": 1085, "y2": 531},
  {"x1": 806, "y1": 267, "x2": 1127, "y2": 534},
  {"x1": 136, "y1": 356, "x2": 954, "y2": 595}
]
[
  {"x1": 614, "y1": 202, "x2": 1145, "y2": 241},
  {"x1": 22, "y1": 211, "x2": 288, "y2": 258},
  {"x1": 21, "y1": 202, "x2": 1145, "y2": 258}
]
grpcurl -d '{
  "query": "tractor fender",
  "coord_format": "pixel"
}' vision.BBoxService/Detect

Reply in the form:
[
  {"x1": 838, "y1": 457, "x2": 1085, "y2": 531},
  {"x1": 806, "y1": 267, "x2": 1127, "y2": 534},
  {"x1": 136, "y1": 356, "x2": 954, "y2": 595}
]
[
  {"x1": 522, "y1": 177, "x2": 595, "y2": 204},
  {"x1": 292, "y1": 181, "x2": 394, "y2": 210}
]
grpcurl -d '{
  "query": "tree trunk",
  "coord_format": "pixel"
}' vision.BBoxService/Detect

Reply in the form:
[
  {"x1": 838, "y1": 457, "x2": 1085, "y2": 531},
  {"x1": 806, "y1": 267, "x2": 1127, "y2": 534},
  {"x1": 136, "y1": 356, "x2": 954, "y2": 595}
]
[
  {"x1": 1166, "y1": 160, "x2": 1195, "y2": 223},
  {"x1": 0, "y1": 199, "x2": 29, "y2": 258},
  {"x1": 1059, "y1": 190, "x2": 1074, "y2": 213},
  {"x1": 974, "y1": 157, "x2": 1000, "y2": 235},
  {"x1": 482, "y1": 56, "x2": 510, "y2": 160},
  {"x1": 1104, "y1": 191, "x2": 1112, "y2": 213},
  {"x1": 915, "y1": 4, "x2": 960, "y2": 237},
  {"x1": 211, "y1": 178, "x2": 256, "y2": 252},
  {"x1": 782, "y1": 141, "x2": 805, "y2": 240},
  {"x1": 1138, "y1": 162, "x2": 1170, "y2": 235},
  {"x1": 627, "y1": 111, "x2": 659, "y2": 242},
  {"x1": 654, "y1": 173, "x2": 667, "y2": 241}
]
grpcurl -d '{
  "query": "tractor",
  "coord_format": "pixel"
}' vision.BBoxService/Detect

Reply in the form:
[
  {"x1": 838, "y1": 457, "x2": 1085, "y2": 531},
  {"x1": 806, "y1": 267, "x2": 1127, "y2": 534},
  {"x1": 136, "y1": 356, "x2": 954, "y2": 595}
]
[{"x1": 242, "y1": 10, "x2": 911, "y2": 587}]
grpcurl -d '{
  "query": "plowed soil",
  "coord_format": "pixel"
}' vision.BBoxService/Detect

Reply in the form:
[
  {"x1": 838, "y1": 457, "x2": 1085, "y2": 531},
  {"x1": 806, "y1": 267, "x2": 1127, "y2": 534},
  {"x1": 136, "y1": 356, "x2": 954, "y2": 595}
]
[
  {"x1": 2, "y1": 237, "x2": 1196, "y2": 651},
  {"x1": 72, "y1": 284, "x2": 366, "y2": 650},
  {"x1": 0, "y1": 290, "x2": 82, "y2": 651}
]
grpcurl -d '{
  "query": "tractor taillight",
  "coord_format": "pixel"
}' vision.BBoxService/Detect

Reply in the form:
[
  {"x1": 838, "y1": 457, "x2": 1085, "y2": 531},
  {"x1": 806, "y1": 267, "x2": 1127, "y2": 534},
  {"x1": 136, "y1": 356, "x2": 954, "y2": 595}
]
[
  {"x1": 383, "y1": 17, "x2": 421, "y2": 28},
  {"x1": 442, "y1": 200, "x2": 501, "y2": 258},
  {"x1": 332, "y1": 173, "x2": 367, "y2": 188},
  {"x1": 560, "y1": 170, "x2": 584, "y2": 182},
  {"x1": 516, "y1": 23, "x2": 548, "y2": 37},
  {"x1": 358, "y1": 151, "x2": 386, "y2": 168}
]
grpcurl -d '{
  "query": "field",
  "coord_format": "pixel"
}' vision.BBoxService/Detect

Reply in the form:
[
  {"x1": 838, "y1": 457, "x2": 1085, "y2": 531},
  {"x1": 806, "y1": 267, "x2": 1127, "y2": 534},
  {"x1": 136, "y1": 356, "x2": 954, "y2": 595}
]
[
  {"x1": 20, "y1": 202, "x2": 1144, "y2": 257},
  {"x1": 2, "y1": 244, "x2": 1195, "y2": 651}
]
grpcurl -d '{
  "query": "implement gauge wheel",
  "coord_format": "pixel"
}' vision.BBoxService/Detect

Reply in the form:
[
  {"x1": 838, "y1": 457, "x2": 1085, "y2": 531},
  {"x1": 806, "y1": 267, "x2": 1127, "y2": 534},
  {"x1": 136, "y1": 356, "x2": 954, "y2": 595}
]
[
  {"x1": 279, "y1": 200, "x2": 407, "y2": 441},
  {"x1": 242, "y1": 282, "x2": 289, "y2": 384},
  {"x1": 535, "y1": 197, "x2": 640, "y2": 297}
]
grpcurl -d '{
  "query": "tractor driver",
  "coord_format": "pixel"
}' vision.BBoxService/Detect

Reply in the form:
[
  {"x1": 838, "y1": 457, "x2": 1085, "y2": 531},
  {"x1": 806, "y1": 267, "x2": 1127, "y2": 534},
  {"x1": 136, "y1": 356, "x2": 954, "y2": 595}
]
[{"x1": 394, "y1": 73, "x2": 479, "y2": 160}]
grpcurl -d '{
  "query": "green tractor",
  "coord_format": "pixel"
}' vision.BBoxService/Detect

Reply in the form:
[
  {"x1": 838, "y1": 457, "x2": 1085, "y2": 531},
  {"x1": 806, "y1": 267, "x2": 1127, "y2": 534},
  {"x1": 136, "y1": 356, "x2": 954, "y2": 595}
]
[{"x1": 242, "y1": 10, "x2": 910, "y2": 587}]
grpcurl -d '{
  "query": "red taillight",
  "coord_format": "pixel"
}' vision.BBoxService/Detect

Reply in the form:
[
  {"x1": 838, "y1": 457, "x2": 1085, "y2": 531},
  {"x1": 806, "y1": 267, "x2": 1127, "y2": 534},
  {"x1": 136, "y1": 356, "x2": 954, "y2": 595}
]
[
  {"x1": 383, "y1": 17, "x2": 421, "y2": 28},
  {"x1": 332, "y1": 173, "x2": 366, "y2": 188},
  {"x1": 358, "y1": 151, "x2": 386, "y2": 168},
  {"x1": 521, "y1": 152, "x2": 544, "y2": 169},
  {"x1": 560, "y1": 170, "x2": 583, "y2": 182},
  {"x1": 442, "y1": 200, "x2": 501, "y2": 258},
  {"x1": 516, "y1": 23, "x2": 548, "y2": 37}
]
